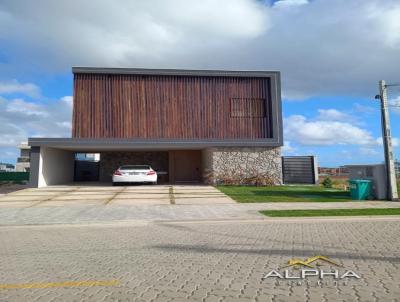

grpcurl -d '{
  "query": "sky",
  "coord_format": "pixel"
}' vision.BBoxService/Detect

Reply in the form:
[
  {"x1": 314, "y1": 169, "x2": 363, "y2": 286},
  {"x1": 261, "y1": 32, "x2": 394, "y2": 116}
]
[{"x1": 0, "y1": 0, "x2": 399, "y2": 167}]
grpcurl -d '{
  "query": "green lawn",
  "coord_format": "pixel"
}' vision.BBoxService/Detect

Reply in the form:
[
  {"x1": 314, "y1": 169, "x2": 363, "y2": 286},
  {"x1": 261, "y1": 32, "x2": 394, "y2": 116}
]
[
  {"x1": 216, "y1": 185, "x2": 350, "y2": 203},
  {"x1": 260, "y1": 208, "x2": 400, "y2": 217}
]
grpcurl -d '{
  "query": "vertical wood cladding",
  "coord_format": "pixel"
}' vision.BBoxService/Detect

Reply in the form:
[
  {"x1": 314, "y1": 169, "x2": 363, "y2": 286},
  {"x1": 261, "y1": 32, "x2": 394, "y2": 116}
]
[{"x1": 72, "y1": 74, "x2": 273, "y2": 139}]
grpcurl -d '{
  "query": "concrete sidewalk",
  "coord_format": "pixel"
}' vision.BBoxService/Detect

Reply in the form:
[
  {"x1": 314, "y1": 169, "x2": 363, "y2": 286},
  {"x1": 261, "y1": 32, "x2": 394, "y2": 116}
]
[{"x1": 0, "y1": 201, "x2": 399, "y2": 226}]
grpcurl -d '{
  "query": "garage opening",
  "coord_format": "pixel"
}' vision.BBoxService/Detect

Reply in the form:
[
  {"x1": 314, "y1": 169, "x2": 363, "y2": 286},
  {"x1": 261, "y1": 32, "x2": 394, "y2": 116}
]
[
  {"x1": 97, "y1": 150, "x2": 202, "y2": 185},
  {"x1": 99, "y1": 151, "x2": 169, "y2": 183}
]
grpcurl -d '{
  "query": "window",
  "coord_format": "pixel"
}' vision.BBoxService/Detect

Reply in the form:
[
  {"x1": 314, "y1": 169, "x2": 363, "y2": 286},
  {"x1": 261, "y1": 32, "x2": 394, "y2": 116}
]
[{"x1": 230, "y1": 98, "x2": 265, "y2": 117}]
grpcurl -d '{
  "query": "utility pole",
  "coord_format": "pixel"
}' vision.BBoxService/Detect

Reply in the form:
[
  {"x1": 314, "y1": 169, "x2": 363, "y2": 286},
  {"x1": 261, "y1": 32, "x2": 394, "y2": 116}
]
[{"x1": 378, "y1": 80, "x2": 399, "y2": 201}]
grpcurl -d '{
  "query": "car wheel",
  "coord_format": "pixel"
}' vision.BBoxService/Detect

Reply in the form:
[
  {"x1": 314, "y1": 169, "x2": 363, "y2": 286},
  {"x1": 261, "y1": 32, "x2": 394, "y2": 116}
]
[
  {"x1": 152, "y1": 181, "x2": 157, "y2": 185},
  {"x1": 112, "y1": 182, "x2": 117, "y2": 186}
]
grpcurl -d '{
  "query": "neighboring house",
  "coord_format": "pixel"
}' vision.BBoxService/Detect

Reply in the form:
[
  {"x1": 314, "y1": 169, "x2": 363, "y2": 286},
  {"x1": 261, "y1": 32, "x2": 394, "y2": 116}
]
[
  {"x1": 16, "y1": 142, "x2": 31, "y2": 172},
  {"x1": 0, "y1": 163, "x2": 15, "y2": 172},
  {"x1": 395, "y1": 160, "x2": 400, "y2": 177},
  {"x1": 318, "y1": 166, "x2": 349, "y2": 177},
  {"x1": 28, "y1": 68, "x2": 283, "y2": 187}
]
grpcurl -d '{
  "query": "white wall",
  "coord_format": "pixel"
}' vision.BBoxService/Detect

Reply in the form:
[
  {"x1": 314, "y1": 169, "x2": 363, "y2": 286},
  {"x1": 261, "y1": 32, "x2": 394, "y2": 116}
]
[{"x1": 37, "y1": 147, "x2": 75, "y2": 187}]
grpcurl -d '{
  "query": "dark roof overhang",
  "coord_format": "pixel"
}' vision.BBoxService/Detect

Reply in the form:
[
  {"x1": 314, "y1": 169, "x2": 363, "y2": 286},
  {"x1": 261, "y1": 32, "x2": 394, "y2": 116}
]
[
  {"x1": 72, "y1": 67, "x2": 280, "y2": 78},
  {"x1": 28, "y1": 138, "x2": 283, "y2": 152}
]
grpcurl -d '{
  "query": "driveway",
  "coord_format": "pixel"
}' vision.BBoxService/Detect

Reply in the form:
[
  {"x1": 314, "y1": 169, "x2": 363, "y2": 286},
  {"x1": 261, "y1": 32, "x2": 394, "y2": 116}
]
[{"x1": 0, "y1": 184, "x2": 235, "y2": 207}]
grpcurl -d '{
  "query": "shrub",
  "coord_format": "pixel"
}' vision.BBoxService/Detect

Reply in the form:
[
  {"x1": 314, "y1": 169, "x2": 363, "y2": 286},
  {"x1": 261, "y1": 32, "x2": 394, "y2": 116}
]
[{"x1": 321, "y1": 177, "x2": 333, "y2": 188}]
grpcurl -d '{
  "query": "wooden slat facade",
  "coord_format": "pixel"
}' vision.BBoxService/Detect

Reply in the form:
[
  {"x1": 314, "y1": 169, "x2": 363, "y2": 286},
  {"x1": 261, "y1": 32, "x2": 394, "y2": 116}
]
[{"x1": 72, "y1": 73, "x2": 273, "y2": 139}]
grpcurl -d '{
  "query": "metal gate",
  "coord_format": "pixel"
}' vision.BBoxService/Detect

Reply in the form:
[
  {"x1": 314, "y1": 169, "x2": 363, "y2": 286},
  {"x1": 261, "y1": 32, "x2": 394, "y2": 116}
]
[{"x1": 282, "y1": 156, "x2": 317, "y2": 184}]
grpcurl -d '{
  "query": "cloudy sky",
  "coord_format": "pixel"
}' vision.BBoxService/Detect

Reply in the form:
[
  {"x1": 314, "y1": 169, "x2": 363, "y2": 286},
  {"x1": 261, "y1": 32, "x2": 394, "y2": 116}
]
[{"x1": 0, "y1": 0, "x2": 399, "y2": 166}]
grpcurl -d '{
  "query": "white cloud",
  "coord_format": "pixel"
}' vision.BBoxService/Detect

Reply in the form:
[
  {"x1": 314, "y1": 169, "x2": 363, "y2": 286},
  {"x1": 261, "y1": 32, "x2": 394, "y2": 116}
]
[
  {"x1": 366, "y1": 4, "x2": 400, "y2": 48},
  {"x1": 0, "y1": 94, "x2": 72, "y2": 148},
  {"x1": 353, "y1": 103, "x2": 377, "y2": 115},
  {"x1": 0, "y1": 123, "x2": 27, "y2": 148},
  {"x1": 317, "y1": 109, "x2": 351, "y2": 122},
  {"x1": 6, "y1": 99, "x2": 48, "y2": 117},
  {"x1": 284, "y1": 114, "x2": 376, "y2": 146},
  {"x1": 56, "y1": 121, "x2": 72, "y2": 129},
  {"x1": 60, "y1": 96, "x2": 73, "y2": 107},
  {"x1": 0, "y1": 80, "x2": 41, "y2": 98},
  {"x1": 282, "y1": 140, "x2": 296, "y2": 153},
  {"x1": 273, "y1": 0, "x2": 309, "y2": 8},
  {"x1": 389, "y1": 96, "x2": 400, "y2": 114},
  {"x1": 359, "y1": 147, "x2": 379, "y2": 156},
  {"x1": 1, "y1": 0, "x2": 400, "y2": 99},
  {"x1": 0, "y1": 0, "x2": 268, "y2": 70},
  {"x1": 376, "y1": 137, "x2": 400, "y2": 148}
]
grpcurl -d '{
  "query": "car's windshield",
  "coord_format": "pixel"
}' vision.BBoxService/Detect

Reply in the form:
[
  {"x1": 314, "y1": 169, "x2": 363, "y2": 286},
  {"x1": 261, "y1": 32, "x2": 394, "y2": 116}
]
[{"x1": 119, "y1": 165, "x2": 151, "y2": 170}]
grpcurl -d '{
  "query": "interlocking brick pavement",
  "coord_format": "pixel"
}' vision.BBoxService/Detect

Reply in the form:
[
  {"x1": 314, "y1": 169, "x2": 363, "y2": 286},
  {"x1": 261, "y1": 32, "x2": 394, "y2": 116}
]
[{"x1": 1, "y1": 219, "x2": 400, "y2": 301}]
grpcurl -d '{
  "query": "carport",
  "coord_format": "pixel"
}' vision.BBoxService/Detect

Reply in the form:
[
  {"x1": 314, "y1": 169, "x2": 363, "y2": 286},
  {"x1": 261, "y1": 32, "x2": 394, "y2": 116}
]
[{"x1": 28, "y1": 138, "x2": 207, "y2": 187}]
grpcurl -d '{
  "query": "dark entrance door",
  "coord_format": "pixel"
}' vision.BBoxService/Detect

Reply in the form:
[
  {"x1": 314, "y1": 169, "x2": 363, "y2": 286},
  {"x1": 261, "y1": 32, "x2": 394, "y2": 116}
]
[
  {"x1": 169, "y1": 150, "x2": 202, "y2": 183},
  {"x1": 74, "y1": 160, "x2": 100, "y2": 181}
]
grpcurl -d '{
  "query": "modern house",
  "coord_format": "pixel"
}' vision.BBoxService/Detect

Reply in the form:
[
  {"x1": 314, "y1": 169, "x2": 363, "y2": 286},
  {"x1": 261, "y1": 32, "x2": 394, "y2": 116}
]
[
  {"x1": 16, "y1": 142, "x2": 31, "y2": 172},
  {"x1": 28, "y1": 68, "x2": 283, "y2": 187}
]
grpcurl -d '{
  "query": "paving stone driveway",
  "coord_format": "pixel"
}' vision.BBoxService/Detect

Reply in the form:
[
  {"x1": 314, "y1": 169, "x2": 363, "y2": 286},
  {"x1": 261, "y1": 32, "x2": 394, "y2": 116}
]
[
  {"x1": 0, "y1": 185, "x2": 234, "y2": 207},
  {"x1": 0, "y1": 219, "x2": 399, "y2": 301}
]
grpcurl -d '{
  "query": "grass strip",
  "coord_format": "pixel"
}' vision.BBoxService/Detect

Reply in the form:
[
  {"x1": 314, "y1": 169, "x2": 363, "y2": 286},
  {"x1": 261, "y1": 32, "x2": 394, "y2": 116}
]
[{"x1": 260, "y1": 208, "x2": 400, "y2": 217}]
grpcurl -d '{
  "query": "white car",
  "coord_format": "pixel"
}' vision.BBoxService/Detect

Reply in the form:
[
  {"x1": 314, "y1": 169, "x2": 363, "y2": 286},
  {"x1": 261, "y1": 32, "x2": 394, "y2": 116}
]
[{"x1": 112, "y1": 165, "x2": 157, "y2": 185}]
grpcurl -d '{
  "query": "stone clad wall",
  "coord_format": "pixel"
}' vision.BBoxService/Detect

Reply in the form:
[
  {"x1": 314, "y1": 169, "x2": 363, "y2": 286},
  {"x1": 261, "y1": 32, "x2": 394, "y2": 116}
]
[{"x1": 202, "y1": 147, "x2": 282, "y2": 185}]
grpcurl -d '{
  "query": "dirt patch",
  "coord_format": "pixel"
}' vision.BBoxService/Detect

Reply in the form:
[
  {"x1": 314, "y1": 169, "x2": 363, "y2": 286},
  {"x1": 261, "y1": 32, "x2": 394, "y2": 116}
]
[{"x1": 0, "y1": 183, "x2": 30, "y2": 194}]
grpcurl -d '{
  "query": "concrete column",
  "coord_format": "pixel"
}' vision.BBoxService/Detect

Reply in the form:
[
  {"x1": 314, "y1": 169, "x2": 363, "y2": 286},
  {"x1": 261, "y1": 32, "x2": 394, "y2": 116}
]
[
  {"x1": 29, "y1": 146, "x2": 41, "y2": 187},
  {"x1": 201, "y1": 148, "x2": 214, "y2": 184}
]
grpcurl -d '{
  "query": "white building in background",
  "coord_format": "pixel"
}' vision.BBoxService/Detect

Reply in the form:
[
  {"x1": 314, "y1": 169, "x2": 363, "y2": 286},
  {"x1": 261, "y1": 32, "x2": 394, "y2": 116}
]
[
  {"x1": 0, "y1": 163, "x2": 15, "y2": 172},
  {"x1": 75, "y1": 153, "x2": 100, "y2": 161},
  {"x1": 16, "y1": 142, "x2": 31, "y2": 172}
]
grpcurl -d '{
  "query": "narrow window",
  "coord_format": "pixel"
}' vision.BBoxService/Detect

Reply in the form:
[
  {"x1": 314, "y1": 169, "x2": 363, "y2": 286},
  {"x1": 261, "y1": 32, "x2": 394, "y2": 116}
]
[{"x1": 230, "y1": 98, "x2": 265, "y2": 117}]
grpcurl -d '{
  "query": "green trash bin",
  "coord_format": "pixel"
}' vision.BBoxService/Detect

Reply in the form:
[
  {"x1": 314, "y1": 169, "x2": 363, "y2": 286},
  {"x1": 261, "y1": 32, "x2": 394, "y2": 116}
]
[{"x1": 349, "y1": 179, "x2": 372, "y2": 200}]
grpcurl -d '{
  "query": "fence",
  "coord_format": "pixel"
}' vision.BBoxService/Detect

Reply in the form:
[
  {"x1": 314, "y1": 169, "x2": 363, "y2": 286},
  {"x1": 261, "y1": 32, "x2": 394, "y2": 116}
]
[
  {"x1": 0, "y1": 172, "x2": 30, "y2": 182},
  {"x1": 282, "y1": 156, "x2": 318, "y2": 184}
]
